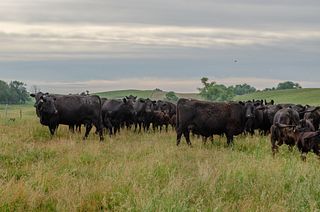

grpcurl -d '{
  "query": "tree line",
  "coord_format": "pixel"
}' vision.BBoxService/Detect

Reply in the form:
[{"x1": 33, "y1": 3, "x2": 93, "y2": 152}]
[
  {"x1": 0, "y1": 78, "x2": 304, "y2": 104},
  {"x1": 0, "y1": 80, "x2": 30, "y2": 104},
  {"x1": 198, "y1": 77, "x2": 302, "y2": 101}
]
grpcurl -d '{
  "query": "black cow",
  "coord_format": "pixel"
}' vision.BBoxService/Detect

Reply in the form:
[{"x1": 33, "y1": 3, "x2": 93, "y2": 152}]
[
  {"x1": 156, "y1": 100, "x2": 177, "y2": 117},
  {"x1": 102, "y1": 98, "x2": 135, "y2": 135},
  {"x1": 270, "y1": 108, "x2": 300, "y2": 155},
  {"x1": 134, "y1": 98, "x2": 156, "y2": 132},
  {"x1": 152, "y1": 110, "x2": 170, "y2": 132},
  {"x1": 298, "y1": 119, "x2": 315, "y2": 132},
  {"x1": 279, "y1": 125, "x2": 320, "y2": 161},
  {"x1": 30, "y1": 93, "x2": 104, "y2": 141},
  {"x1": 304, "y1": 107, "x2": 320, "y2": 130},
  {"x1": 176, "y1": 99, "x2": 247, "y2": 146}
]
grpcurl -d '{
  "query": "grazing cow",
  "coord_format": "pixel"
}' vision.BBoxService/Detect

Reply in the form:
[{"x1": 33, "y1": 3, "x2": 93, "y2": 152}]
[
  {"x1": 134, "y1": 98, "x2": 156, "y2": 132},
  {"x1": 304, "y1": 107, "x2": 320, "y2": 130},
  {"x1": 279, "y1": 125, "x2": 320, "y2": 161},
  {"x1": 270, "y1": 108, "x2": 300, "y2": 155},
  {"x1": 102, "y1": 98, "x2": 135, "y2": 135},
  {"x1": 170, "y1": 114, "x2": 177, "y2": 129},
  {"x1": 152, "y1": 110, "x2": 170, "y2": 132},
  {"x1": 30, "y1": 93, "x2": 104, "y2": 141},
  {"x1": 156, "y1": 100, "x2": 177, "y2": 117},
  {"x1": 176, "y1": 99, "x2": 247, "y2": 146},
  {"x1": 279, "y1": 104, "x2": 308, "y2": 119},
  {"x1": 262, "y1": 104, "x2": 283, "y2": 134},
  {"x1": 298, "y1": 119, "x2": 315, "y2": 132}
]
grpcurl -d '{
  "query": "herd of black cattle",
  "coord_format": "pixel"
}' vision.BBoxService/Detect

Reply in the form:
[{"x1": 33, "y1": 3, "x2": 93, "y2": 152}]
[{"x1": 30, "y1": 92, "x2": 320, "y2": 161}]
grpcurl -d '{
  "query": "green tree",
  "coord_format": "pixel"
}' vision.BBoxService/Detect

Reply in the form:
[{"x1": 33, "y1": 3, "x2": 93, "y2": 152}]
[
  {"x1": 276, "y1": 81, "x2": 302, "y2": 90},
  {"x1": 9, "y1": 81, "x2": 30, "y2": 104},
  {"x1": 0, "y1": 80, "x2": 30, "y2": 104},
  {"x1": 0, "y1": 80, "x2": 10, "y2": 104},
  {"x1": 165, "y1": 91, "x2": 178, "y2": 102},
  {"x1": 198, "y1": 77, "x2": 235, "y2": 101},
  {"x1": 234, "y1": 83, "x2": 256, "y2": 95}
]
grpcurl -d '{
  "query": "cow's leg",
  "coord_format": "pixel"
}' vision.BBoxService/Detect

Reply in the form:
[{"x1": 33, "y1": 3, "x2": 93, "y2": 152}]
[
  {"x1": 271, "y1": 137, "x2": 278, "y2": 156},
  {"x1": 226, "y1": 133, "x2": 234, "y2": 146},
  {"x1": 93, "y1": 121, "x2": 104, "y2": 142},
  {"x1": 183, "y1": 130, "x2": 192, "y2": 146},
  {"x1": 270, "y1": 126, "x2": 279, "y2": 156},
  {"x1": 210, "y1": 136, "x2": 214, "y2": 144},
  {"x1": 176, "y1": 128, "x2": 183, "y2": 146},
  {"x1": 288, "y1": 145, "x2": 294, "y2": 152},
  {"x1": 77, "y1": 124, "x2": 81, "y2": 133},
  {"x1": 49, "y1": 126, "x2": 56, "y2": 135},
  {"x1": 301, "y1": 152, "x2": 307, "y2": 162},
  {"x1": 69, "y1": 125, "x2": 75, "y2": 133},
  {"x1": 202, "y1": 137, "x2": 207, "y2": 145},
  {"x1": 83, "y1": 124, "x2": 93, "y2": 140}
]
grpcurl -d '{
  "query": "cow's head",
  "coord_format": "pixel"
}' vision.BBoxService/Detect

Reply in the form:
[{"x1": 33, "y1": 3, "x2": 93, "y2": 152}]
[
  {"x1": 30, "y1": 92, "x2": 49, "y2": 117},
  {"x1": 122, "y1": 98, "x2": 136, "y2": 117},
  {"x1": 38, "y1": 96, "x2": 58, "y2": 116},
  {"x1": 145, "y1": 99, "x2": 155, "y2": 113},
  {"x1": 244, "y1": 101, "x2": 255, "y2": 119},
  {"x1": 275, "y1": 122, "x2": 299, "y2": 142}
]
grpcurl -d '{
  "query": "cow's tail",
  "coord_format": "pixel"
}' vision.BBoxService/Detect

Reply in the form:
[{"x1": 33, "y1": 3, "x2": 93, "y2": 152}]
[
  {"x1": 176, "y1": 103, "x2": 180, "y2": 132},
  {"x1": 176, "y1": 98, "x2": 186, "y2": 132}
]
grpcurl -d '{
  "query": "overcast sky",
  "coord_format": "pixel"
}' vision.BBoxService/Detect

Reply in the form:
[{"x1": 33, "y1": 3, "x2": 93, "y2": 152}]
[{"x1": 0, "y1": 0, "x2": 319, "y2": 93}]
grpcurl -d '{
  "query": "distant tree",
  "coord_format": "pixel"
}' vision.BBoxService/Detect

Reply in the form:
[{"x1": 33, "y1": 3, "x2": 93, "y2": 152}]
[
  {"x1": 165, "y1": 91, "x2": 178, "y2": 102},
  {"x1": 9, "y1": 81, "x2": 30, "y2": 104},
  {"x1": 0, "y1": 80, "x2": 30, "y2": 104},
  {"x1": 0, "y1": 80, "x2": 10, "y2": 104},
  {"x1": 233, "y1": 83, "x2": 256, "y2": 95},
  {"x1": 276, "y1": 81, "x2": 302, "y2": 90},
  {"x1": 154, "y1": 88, "x2": 163, "y2": 92},
  {"x1": 198, "y1": 77, "x2": 235, "y2": 101}
]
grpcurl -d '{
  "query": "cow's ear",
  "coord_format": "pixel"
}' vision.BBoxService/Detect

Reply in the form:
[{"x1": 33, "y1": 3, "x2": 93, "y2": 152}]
[
  {"x1": 271, "y1": 100, "x2": 274, "y2": 105},
  {"x1": 238, "y1": 101, "x2": 244, "y2": 106},
  {"x1": 123, "y1": 98, "x2": 127, "y2": 103},
  {"x1": 30, "y1": 93, "x2": 35, "y2": 97},
  {"x1": 152, "y1": 101, "x2": 156, "y2": 104}
]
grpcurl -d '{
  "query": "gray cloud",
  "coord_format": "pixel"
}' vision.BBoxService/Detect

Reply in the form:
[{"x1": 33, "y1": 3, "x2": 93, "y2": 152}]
[{"x1": 0, "y1": 0, "x2": 320, "y2": 92}]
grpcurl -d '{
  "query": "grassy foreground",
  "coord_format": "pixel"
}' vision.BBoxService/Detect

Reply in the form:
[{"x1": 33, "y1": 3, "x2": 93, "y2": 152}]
[{"x1": 1, "y1": 106, "x2": 320, "y2": 211}]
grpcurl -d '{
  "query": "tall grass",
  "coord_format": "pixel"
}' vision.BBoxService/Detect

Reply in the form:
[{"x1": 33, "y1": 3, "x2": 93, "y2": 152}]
[{"x1": 1, "y1": 106, "x2": 320, "y2": 211}]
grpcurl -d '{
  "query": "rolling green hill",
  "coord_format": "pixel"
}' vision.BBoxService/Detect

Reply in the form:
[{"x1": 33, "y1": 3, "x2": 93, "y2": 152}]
[
  {"x1": 96, "y1": 88, "x2": 320, "y2": 106},
  {"x1": 95, "y1": 89, "x2": 201, "y2": 100},
  {"x1": 233, "y1": 88, "x2": 320, "y2": 106}
]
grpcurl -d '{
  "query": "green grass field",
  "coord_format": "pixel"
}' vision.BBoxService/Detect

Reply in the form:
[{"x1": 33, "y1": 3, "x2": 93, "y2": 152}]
[
  {"x1": 95, "y1": 89, "x2": 200, "y2": 100},
  {"x1": 234, "y1": 88, "x2": 320, "y2": 106},
  {"x1": 1, "y1": 104, "x2": 320, "y2": 211},
  {"x1": 96, "y1": 88, "x2": 320, "y2": 106}
]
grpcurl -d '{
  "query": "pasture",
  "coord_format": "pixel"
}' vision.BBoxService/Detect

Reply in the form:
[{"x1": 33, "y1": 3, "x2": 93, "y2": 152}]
[
  {"x1": 234, "y1": 88, "x2": 320, "y2": 106},
  {"x1": 1, "y1": 105, "x2": 320, "y2": 211},
  {"x1": 96, "y1": 89, "x2": 201, "y2": 101}
]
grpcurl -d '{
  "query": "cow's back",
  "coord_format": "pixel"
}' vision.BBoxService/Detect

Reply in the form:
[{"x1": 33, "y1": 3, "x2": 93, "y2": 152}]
[{"x1": 177, "y1": 99, "x2": 245, "y2": 137}]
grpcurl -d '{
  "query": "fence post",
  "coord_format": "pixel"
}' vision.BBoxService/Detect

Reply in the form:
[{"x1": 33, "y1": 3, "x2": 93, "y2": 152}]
[
  {"x1": 5, "y1": 104, "x2": 8, "y2": 119},
  {"x1": 20, "y1": 109, "x2": 22, "y2": 119}
]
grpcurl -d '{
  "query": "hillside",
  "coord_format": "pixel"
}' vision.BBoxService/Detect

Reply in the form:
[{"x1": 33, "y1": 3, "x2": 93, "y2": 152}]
[
  {"x1": 95, "y1": 89, "x2": 201, "y2": 100},
  {"x1": 96, "y1": 88, "x2": 320, "y2": 106},
  {"x1": 233, "y1": 88, "x2": 320, "y2": 106}
]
